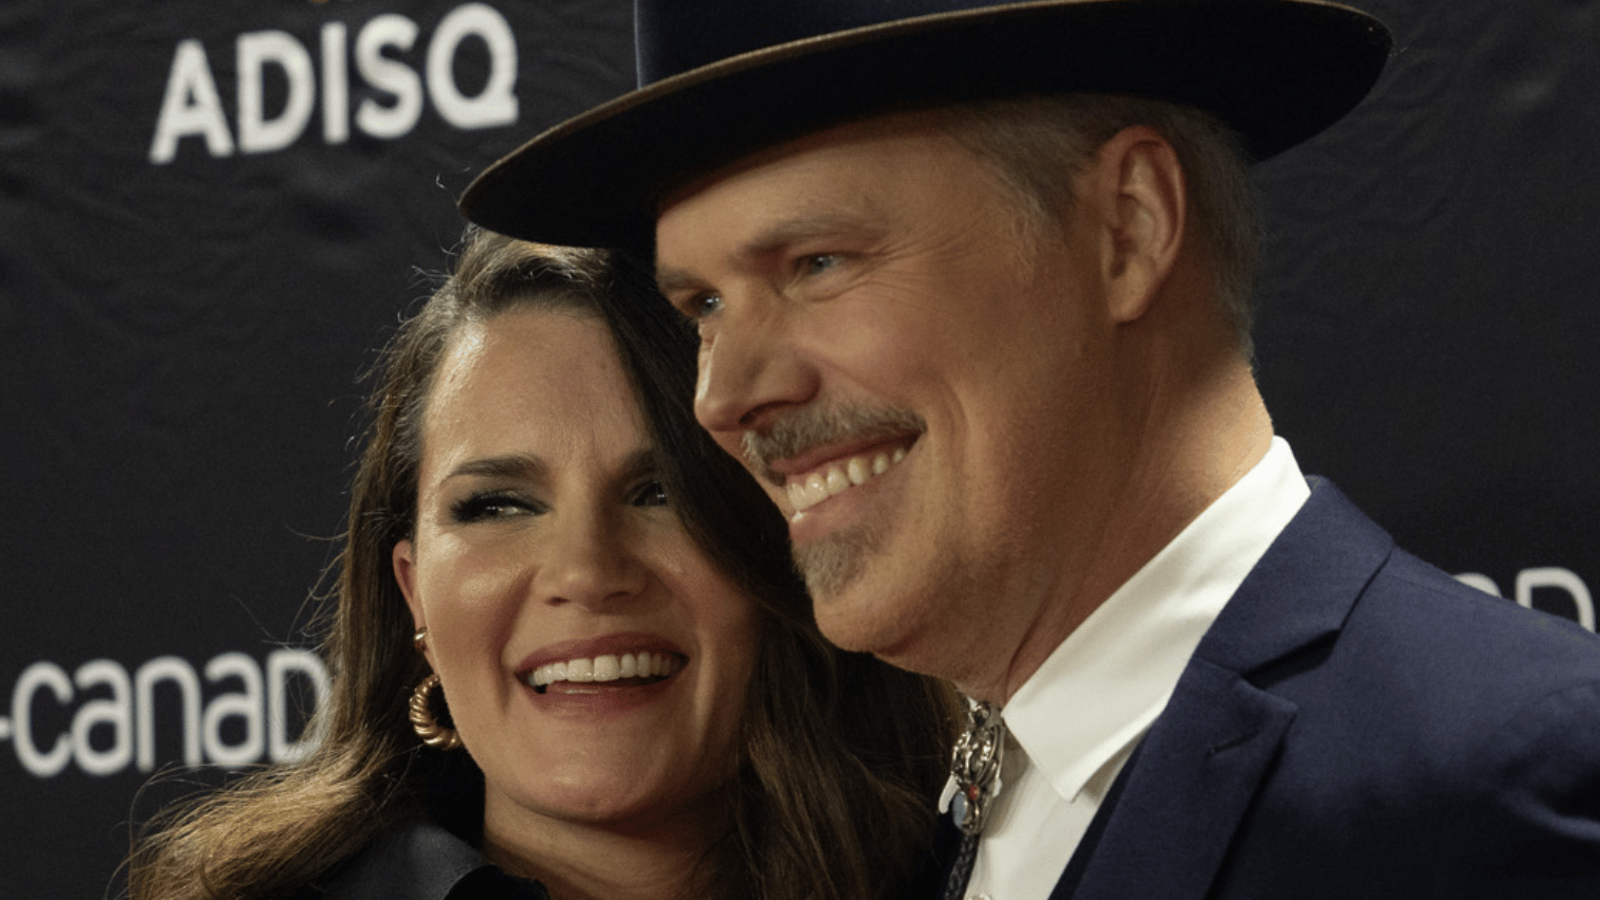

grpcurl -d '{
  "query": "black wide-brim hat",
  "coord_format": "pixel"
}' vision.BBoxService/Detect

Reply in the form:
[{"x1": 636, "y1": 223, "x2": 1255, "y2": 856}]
[{"x1": 461, "y1": 0, "x2": 1391, "y2": 251}]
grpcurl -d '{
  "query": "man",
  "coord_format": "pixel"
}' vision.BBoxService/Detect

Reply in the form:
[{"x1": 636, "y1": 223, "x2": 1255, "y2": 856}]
[{"x1": 461, "y1": 1, "x2": 1600, "y2": 897}]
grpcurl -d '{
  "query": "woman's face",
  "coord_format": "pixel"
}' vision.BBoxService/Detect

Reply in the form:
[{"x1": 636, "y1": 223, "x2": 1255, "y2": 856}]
[{"x1": 394, "y1": 305, "x2": 760, "y2": 852}]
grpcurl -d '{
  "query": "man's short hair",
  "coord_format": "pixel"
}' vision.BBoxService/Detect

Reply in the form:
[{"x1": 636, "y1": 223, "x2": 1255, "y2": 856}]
[{"x1": 937, "y1": 95, "x2": 1260, "y2": 359}]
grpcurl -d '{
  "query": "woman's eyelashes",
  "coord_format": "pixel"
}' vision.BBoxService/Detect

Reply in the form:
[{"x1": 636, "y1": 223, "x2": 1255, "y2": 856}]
[
  {"x1": 450, "y1": 490, "x2": 545, "y2": 524},
  {"x1": 448, "y1": 480, "x2": 667, "y2": 523},
  {"x1": 630, "y1": 479, "x2": 669, "y2": 508}
]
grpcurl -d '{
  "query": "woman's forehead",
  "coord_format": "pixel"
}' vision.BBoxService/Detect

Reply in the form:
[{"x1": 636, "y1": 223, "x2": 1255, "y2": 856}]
[{"x1": 420, "y1": 309, "x2": 650, "y2": 480}]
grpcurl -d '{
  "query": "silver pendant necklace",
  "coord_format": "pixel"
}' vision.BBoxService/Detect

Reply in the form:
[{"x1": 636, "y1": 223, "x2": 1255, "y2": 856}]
[{"x1": 942, "y1": 699, "x2": 1006, "y2": 899}]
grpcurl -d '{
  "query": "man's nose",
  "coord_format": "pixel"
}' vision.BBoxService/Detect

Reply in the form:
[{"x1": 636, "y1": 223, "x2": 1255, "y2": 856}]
[{"x1": 693, "y1": 299, "x2": 819, "y2": 437}]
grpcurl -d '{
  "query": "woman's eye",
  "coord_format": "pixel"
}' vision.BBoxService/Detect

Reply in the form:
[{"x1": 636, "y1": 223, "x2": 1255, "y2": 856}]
[
  {"x1": 451, "y1": 492, "x2": 541, "y2": 523},
  {"x1": 631, "y1": 480, "x2": 669, "y2": 508}
]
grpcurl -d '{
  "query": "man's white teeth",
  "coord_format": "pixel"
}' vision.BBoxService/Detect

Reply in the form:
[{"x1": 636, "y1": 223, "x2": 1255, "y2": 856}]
[
  {"x1": 527, "y1": 651, "x2": 681, "y2": 690},
  {"x1": 787, "y1": 446, "x2": 907, "y2": 513}
]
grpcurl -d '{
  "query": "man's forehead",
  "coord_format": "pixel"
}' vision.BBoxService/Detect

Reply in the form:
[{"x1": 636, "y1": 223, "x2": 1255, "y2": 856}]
[{"x1": 654, "y1": 171, "x2": 922, "y2": 290}]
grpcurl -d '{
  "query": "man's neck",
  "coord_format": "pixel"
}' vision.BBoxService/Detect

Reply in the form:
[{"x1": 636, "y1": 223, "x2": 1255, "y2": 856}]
[{"x1": 960, "y1": 363, "x2": 1273, "y2": 705}]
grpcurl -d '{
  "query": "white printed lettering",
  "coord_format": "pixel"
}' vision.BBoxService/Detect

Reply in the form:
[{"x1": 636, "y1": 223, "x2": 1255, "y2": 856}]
[
  {"x1": 268, "y1": 648, "x2": 330, "y2": 763},
  {"x1": 202, "y1": 653, "x2": 264, "y2": 768},
  {"x1": 237, "y1": 30, "x2": 317, "y2": 154},
  {"x1": 427, "y1": 3, "x2": 519, "y2": 129},
  {"x1": 148, "y1": 39, "x2": 235, "y2": 164},
  {"x1": 71, "y1": 660, "x2": 133, "y2": 777},
  {"x1": 1453, "y1": 572, "x2": 1501, "y2": 597},
  {"x1": 13, "y1": 662, "x2": 72, "y2": 778},
  {"x1": 135, "y1": 656, "x2": 202, "y2": 772},
  {"x1": 1516, "y1": 567, "x2": 1596, "y2": 631},
  {"x1": 355, "y1": 14, "x2": 424, "y2": 139},
  {"x1": 5, "y1": 652, "x2": 330, "y2": 778},
  {"x1": 321, "y1": 22, "x2": 350, "y2": 145},
  {"x1": 150, "y1": 4, "x2": 523, "y2": 163}
]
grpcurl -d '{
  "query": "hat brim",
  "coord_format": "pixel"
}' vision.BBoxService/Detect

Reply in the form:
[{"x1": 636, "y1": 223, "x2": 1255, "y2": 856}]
[{"x1": 461, "y1": 0, "x2": 1390, "y2": 251}]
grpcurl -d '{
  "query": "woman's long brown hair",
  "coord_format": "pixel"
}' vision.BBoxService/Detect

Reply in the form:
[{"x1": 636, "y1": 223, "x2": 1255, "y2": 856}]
[{"x1": 128, "y1": 228, "x2": 957, "y2": 900}]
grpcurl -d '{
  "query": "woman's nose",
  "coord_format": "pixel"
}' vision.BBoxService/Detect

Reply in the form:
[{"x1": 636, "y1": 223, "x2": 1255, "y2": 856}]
[{"x1": 535, "y1": 511, "x2": 649, "y2": 608}]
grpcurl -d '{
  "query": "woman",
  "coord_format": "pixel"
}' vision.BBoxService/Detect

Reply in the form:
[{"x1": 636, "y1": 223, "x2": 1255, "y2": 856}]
[{"x1": 128, "y1": 228, "x2": 957, "y2": 899}]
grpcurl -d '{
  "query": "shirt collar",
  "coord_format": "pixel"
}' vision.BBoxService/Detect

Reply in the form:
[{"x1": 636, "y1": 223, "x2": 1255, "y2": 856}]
[
  {"x1": 324, "y1": 818, "x2": 548, "y2": 900},
  {"x1": 1001, "y1": 436, "x2": 1310, "y2": 802}
]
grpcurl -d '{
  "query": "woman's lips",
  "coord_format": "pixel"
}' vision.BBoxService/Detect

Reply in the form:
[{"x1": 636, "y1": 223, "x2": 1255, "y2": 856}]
[
  {"x1": 522, "y1": 650, "x2": 684, "y2": 694},
  {"x1": 515, "y1": 633, "x2": 686, "y2": 695}
]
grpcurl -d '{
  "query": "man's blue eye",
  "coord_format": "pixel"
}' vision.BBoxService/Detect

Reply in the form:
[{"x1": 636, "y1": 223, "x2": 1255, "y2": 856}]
[
  {"x1": 803, "y1": 254, "x2": 842, "y2": 275},
  {"x1": 693, "y1": 294, "x2": 723, "y2": 317}
]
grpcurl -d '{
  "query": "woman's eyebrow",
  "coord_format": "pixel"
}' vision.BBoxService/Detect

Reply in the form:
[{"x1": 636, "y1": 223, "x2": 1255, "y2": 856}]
[
  {"x1": 621, "y1": 447, "x2": 662, "y2": 483},
  {"x1": 443, "y1": 447, "x2": 659, "y2": 485},
  {"x1": 444, "y1": 453, "x2": 547, "y2": 483}
]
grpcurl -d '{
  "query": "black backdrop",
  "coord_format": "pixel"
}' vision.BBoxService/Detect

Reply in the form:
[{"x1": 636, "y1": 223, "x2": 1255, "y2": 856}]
[{"x1": 2, "y1": 2, "x2": 1596, "y2": 897}]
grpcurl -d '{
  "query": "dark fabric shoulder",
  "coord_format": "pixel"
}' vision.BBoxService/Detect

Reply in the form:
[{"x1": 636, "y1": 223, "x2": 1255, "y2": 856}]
[
  {"x1": 292, "y1": 818, "x2": 547, "y2": 900},
  {"x1": 1187, "y1": 479, "x2": 1600, "y2": 897},
  {"x1": 896, "y1": 812, "x2": 962, "y2": 900}
]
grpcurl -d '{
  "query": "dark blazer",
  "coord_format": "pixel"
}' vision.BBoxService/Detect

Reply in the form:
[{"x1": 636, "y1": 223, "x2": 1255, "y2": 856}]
[
  {"x1": 1031, "y1": 479, "x2": 1600, "y2": 899},
  {"x1": 297, "y1": 819, "x2": 547, "y2": 900}
]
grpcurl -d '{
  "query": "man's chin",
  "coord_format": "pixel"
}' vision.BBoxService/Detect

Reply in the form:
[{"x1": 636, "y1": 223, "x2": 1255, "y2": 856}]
[
  {"x1": 811, "y1": 588, "x2": 933, "y2": 674},
  {"x1": 796, "y1": 521, "x2": 930, "y2": 654},
  {"x1": 803, "y1": 563, "x2": 918, "y2": 662},
  {"x1": 795, "y1": 539, "x2": 865, "y2": 603},
  {"x1": 813, "y1": 601, "x2": 891, "y2": 656}
]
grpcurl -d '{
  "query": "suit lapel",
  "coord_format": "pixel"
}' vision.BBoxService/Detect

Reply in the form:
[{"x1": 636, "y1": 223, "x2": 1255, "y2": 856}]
[
  {"x1": 1059, "y1": 480, "x2": 1395, "y2": 900},
  {"x1": 1061, "y1": 657, "x2": 1295, "y2": 900}
]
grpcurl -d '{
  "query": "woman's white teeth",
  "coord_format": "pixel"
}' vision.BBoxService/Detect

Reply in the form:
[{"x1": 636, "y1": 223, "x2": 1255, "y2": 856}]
[
  {"x1": 787, "y1": 447, "x2": 907, "y2": 513},
  {"x1": 528, "y1": 651, "x2": 681, "y2": 690}
]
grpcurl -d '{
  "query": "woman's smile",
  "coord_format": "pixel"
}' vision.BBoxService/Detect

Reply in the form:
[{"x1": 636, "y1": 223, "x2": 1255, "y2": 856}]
[{"x1": 394, "y1": 306, "x2": 760, "y2": 841}]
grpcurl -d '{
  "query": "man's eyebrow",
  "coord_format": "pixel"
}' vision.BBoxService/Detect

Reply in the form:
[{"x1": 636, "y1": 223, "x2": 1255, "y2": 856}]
[
  {"x1": 655, "y1": 265, "x2": 703, "y2": 297},
  {"x1": 656, "y1": 211, "x2": 885, "y2": 292},
  {"x1": 747, "y1": 212, "x2": 875, "y2": 252}
]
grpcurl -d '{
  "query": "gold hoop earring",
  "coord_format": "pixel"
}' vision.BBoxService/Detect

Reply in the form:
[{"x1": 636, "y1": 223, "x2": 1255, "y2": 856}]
[
  {"x1": 413, "y1": 627, "x2": 429, "y2": 654},
  {"x1": 409, "y1": 672, "x2": 462, "y2": 751}
]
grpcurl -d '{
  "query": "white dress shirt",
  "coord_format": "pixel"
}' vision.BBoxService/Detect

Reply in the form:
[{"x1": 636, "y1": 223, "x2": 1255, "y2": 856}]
[{"x1": 945, "y1": 436, "x2": 1311, "y2": 900}]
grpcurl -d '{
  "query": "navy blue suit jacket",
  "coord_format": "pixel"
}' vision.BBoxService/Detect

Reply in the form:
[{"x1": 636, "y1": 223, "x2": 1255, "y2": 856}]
[{"x1": 990, "y1": 479, "x2": 1600, "y2": 898}]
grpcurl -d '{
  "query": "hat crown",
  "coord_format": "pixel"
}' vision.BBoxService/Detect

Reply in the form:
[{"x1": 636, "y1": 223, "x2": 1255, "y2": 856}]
[
  {"x1": 464, "y1": 0, "x2": 1390, "y2": 249},
  {"x1": 635, "y1": 0, "x2": 987, "y2": 85}
]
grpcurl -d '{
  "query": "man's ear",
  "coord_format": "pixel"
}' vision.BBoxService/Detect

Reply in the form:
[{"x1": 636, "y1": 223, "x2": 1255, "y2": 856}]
[
  {"x1": 393, "y1": 539, "x2": 428, "y2": 660},
  {"x1": 1089, "y1": 125, "x2": 1186, "y2": 324}
]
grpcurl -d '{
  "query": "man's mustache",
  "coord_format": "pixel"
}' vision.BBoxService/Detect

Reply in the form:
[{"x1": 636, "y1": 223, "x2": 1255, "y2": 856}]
[{"x1": 741, "y1": 405, "x2": 926, "y2": 486}]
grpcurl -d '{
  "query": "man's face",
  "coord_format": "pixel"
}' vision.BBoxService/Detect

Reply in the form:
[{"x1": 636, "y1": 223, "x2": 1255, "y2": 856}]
[{"x1": 655, "y1": 113, "x2": 1132, "y2": 687}]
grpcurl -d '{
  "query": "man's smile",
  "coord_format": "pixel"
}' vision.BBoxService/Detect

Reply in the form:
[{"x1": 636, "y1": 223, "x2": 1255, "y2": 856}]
[{"x1": 785, "y1": 443, "x2": 910, "y2": 513}]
